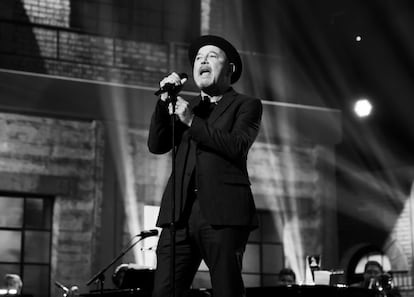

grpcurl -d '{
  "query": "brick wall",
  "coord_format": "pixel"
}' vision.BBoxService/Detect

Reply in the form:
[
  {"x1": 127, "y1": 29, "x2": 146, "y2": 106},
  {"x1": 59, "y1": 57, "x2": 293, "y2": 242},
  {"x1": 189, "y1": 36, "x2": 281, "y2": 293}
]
[
  {"x1": 248, "y1": 141, "x2": 337, "y2": 280},
  {"x1": 389, "y1": 179, "x2": 414, "y2": 292},
  {"x1": 0, "y1": 0, "x2": 198, "y2": 88},
  {"x1": 0, "y1": 20, "x2": 174, "y2": 85},
  {"x1": 0, "y1": 112, "x2": 104, "y2": 295}
]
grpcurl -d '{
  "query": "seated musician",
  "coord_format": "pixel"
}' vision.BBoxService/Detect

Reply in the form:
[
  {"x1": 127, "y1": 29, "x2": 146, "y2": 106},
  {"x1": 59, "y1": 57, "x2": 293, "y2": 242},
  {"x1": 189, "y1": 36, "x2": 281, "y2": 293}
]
[{"x1": 350, "y1": 260, "x2": 401, "y2": 297}]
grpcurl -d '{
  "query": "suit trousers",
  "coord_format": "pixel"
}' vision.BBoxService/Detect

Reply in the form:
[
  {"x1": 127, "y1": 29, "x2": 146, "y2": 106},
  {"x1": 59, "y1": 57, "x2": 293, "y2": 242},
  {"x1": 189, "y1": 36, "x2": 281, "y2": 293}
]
[{"x1": 152, "y1": 198, "x2": 250, "y2": 297}]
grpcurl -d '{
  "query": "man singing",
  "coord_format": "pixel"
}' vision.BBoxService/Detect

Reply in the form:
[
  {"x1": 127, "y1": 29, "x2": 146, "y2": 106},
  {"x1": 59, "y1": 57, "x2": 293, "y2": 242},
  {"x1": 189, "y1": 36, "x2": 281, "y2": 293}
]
[{"x1": 148, "y1": 35, "x2": 262, "y2": 297}]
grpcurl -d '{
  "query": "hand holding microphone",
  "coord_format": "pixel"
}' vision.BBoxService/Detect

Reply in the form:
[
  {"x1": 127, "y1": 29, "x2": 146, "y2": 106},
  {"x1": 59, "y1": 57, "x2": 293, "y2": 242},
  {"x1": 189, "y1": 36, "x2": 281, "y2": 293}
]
[
  {"x1": 155, "y1": 72, "x2": 193, "y2": 126},
  {"x1": 155, "y1": 72, "x2": 188, "y2": 99}
]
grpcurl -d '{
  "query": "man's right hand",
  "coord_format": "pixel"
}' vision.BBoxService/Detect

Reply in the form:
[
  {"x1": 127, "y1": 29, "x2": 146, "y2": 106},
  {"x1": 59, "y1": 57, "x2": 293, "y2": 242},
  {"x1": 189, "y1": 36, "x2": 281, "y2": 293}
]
[{"x1": 159, "y1": 72, "x2": 184, "y2": 101}]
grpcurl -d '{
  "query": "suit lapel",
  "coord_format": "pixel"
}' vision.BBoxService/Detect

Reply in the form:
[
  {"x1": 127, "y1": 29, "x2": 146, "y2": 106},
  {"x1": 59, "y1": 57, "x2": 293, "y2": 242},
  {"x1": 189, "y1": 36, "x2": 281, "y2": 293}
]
[{"x1": 189, "y1": 95, "x2": 202, "y2": 110}]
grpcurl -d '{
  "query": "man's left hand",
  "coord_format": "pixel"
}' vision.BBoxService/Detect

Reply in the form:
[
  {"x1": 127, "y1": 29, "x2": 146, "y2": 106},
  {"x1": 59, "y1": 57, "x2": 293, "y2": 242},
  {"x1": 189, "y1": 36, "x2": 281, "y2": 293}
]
[{"x1": 168, "y1": 97, "x2": 194, "y2": 127}]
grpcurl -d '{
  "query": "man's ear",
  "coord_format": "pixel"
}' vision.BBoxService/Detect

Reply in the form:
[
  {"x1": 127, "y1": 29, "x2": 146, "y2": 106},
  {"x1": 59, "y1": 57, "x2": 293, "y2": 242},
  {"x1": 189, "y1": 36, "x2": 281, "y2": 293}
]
[
  {"x1": 229, "y1": 63, "x2": 236, "y2": 74},
  {"x1": 227, "y1": 63, "x2": 236, "y2": 80}
]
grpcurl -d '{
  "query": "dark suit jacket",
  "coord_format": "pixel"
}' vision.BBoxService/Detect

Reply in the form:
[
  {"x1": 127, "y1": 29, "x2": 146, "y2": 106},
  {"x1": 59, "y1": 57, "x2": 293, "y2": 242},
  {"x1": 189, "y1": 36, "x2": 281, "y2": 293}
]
[{"x1": 148, "y1": 88, "x2": 262, "y2": 228}]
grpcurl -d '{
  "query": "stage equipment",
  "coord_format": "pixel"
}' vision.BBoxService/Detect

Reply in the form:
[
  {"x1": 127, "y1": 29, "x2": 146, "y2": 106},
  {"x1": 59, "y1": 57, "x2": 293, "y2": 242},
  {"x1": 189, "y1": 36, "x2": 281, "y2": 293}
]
[
  {"x1": 112, "y1": 265, "x2": 154, "y2": 291},
  {"x1": 85, "y1": 229, "x2": 159, "y2": 294},
  {"x1": 246, "y1": 285, "x2": 377, "y2": 297}
]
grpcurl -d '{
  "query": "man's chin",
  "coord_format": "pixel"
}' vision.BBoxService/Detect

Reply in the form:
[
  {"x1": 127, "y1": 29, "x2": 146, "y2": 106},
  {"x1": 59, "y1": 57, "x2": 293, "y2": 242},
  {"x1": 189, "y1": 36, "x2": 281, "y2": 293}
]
[{"x1": 196, "y1": 81, "x2": 213, "y2": 90}]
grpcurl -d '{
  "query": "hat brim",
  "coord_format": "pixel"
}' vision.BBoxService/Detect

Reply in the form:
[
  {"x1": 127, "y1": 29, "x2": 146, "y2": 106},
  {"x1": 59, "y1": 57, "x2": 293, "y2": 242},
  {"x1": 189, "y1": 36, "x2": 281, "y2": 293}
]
[{"x1": 188, "y1": 35, "x2": 242, "y2": 84}]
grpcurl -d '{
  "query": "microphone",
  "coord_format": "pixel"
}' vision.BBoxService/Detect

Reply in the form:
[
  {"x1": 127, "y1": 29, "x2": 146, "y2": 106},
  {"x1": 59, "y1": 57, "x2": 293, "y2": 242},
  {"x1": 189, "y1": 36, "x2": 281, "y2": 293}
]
[
  {"x1": 55, "y1": 281, "x2": 69, "y2": 293},
  {"x1": 368, "y1": 277, "x2": 376, "y2": 289},
  {"x1": 137, "y1": 229, "x2": 159, "y2": 238},
  {"x1": 154, "y1": 73, "x2": 188, "y2": 96}
]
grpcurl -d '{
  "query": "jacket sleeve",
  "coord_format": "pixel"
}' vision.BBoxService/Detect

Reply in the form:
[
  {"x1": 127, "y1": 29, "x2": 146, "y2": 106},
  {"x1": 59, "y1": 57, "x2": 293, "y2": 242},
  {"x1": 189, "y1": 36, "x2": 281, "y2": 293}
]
[
  {"x1": 147, "y1": 99, "x2": 186, "y2": 154},
  {"x1": 189, "y1": 97, "x2": 262, "y2": 160}
]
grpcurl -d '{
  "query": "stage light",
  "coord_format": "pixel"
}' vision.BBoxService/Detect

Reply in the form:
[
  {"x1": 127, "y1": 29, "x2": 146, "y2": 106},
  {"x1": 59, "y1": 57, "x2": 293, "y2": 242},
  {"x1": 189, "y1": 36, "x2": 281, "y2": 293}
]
[
  {"x1": 355, "y1": 35, "x2": 362, "y2": 42},
  {"x1": 0, "y1": 289, "x2": 18, "y2": 295},
  {"x1": 353, "y1": 98, "x2": 373, "y2": 118}
]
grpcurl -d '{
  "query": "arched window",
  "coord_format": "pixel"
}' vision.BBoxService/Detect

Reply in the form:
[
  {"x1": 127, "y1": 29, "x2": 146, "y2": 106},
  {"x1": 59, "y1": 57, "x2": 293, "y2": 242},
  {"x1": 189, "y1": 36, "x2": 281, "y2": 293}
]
[
  {"x1": 345, "y1": 245, "x2": 384, "y2": 285},
  {"x1": 354, "y1": 252, "x2": 391, "y2": 273}
]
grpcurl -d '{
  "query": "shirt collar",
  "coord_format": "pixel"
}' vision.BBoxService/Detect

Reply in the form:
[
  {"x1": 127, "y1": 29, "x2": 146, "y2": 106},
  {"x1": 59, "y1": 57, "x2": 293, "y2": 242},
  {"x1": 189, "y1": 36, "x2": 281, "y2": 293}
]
[{"x1": 200, "y1": 92, "x2": 222, "y2": 104}]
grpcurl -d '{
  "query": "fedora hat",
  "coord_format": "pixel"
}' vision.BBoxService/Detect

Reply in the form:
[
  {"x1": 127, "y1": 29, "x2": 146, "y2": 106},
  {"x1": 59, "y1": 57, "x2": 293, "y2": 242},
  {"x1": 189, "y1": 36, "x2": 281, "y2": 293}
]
[{"x1": 188, "y1": 35, "x2": 242, "y2": 84}]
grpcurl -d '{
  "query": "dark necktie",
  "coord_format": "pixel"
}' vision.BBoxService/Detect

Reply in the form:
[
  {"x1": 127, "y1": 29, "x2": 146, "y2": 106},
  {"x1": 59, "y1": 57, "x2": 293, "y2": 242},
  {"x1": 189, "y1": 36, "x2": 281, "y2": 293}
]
[{"x1": 198, "y1": 96, "x2": 216, "y2": 119}]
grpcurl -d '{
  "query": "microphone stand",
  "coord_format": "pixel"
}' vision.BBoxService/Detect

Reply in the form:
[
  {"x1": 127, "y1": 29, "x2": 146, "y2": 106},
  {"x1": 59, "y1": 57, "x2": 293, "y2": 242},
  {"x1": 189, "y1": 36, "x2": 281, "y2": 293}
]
[
  {"x1": 168, "y1": 91, "x2": 178, "y2": 297},
  {"x1": 154, "y1": 80, "x2": 186, "y2": 297},
  {"x1": 85, "y1": 235, "x2": 147, "y2": 294}
]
